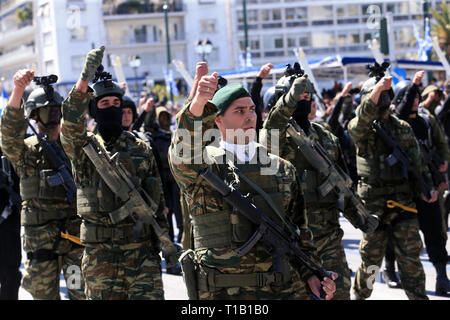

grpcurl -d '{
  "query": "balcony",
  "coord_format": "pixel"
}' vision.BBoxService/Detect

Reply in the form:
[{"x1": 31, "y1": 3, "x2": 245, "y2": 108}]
[
  {"x1": 103, "y1": 0, "x2": 184, "y2": 16},
  {"x1": 0, "y1": 45, "x2": 36, "y2": 69},
  {"x1": 0, "y1": 23, "x2": 35, "y2": 47}
]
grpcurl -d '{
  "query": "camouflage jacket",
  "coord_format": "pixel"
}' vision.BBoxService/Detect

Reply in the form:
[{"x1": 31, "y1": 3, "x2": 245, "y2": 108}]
[
  {"x1": 60, "y1": 87, "x2": 168, "y2": 247},
  {"x1": 0, "y1": 104, "x2": 77, "y2": 226},
  {"x1": 168, "y1": 101, "x2": 318, "y2": 282},
  {"x1": 348, "y1": 95, "x2": 431, "y2": 197},
  {"x1": 262, "y1": 94, "x2": 364, "y2": 228}
]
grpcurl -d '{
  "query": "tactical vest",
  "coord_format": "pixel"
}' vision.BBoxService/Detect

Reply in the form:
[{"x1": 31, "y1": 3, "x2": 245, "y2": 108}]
[
  {"x1": 288, "y1": 123, "x2": 340, "y2": 206},
  {"x1": 20, "y1": 135, "x2": 75, "y2": 226},
  {"x1": 192, "y1": 145, "x2": 286, "y2": 251},
  {"x1": 356, "y1": 116, "x2": 412, "y2": 194},
  {"x1": 77, "y1": 132, "x2": 154, "y2": 245}
]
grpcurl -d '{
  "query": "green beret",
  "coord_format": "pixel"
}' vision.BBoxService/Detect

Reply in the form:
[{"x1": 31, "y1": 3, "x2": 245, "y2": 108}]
[{"x1": 211, "y1": 83, "x2": 251, "y2": 116}]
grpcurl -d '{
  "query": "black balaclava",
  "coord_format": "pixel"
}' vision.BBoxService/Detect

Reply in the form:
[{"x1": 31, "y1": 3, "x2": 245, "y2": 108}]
[
  {"x1": 292, "y1": 99, "x2": 312, "y2": 134},
  {"x1": 95, "y1": 95, "x2": 123, "y2": 143}
]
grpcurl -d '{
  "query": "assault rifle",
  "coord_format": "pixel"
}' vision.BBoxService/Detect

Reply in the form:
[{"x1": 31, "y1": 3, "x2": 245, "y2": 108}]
[
  {"x1": 286, "y1": 120, "x2": 377, "y2": 233},
  {"x1": 372, "y1": 120, "x2": 433, "y2": 200},
  {"x1": 200, "y1": 168, "x2": 333, "y2": 300},
  {"x1": 82, "y1": 136, "x2": 182, "y2": 267},
  {"x1": 25, "y1": 120, "x2": 76, "y2": 205}
]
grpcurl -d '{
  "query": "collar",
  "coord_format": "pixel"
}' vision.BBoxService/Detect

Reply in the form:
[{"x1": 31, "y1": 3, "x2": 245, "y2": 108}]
[{"x1": 219, "y1": 140, "x2": 257, "y2": 163}]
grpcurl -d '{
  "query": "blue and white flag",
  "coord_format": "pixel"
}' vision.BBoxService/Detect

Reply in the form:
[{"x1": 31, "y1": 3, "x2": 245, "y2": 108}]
[
  {"x1": 414, "y1": 19, "x2": 433, "y2": 61},
  {"x1": 0, "y1": 88, "x2": 8, "y2": 117},
  {"x1": 246, "y1": 51, "x2": 253, "y2": 68},
  {"x1": 163, "y1": 68, "x2": 179, "y2": 99}
]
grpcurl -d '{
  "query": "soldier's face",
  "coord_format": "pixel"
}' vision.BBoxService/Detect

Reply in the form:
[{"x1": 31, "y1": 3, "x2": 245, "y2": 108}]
[
  {"x1": 97, "y1": 96, "x2": 121, "y2": 109},
  {"x1": 122, "y1": 107, "x2": 134, "y2": 129},
  {"x1": 215, "y1": 97, "x2": 257, "y2": 145}
]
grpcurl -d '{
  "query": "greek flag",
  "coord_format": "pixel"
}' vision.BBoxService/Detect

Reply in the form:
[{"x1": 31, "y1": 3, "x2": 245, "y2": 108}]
[
  {"x1": 0, "y1": 88, "x2": 8, "y2": 117},
  {"x1": 414, "y1": 19, "x2": 433, "y2": 61},
  {"x1": 163, "y1": 68, "x2": 179, "y2": 98},
  {"x1": 239, "y1": 51, "x2": 254, "y2": 70}
]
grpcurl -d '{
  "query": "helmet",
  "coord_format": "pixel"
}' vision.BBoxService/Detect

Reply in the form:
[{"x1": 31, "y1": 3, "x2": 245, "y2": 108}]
[
  {"x1": 121, "y1": 96, "x2": 137, "y2": 121},
  {"x1": 92, "y1": 80, "x2": 124, "y2": 101},
  {"x1": 262, "y1": 86, "x2": 277, "y2": 112},
  {"x1": 24, "y1": 87, "x2": 64, "y2": 118},
  {"x1": 89, "y1": 65, "x2": 125, "y2": 118},
  {"x1": 392, "y1": 80, "x2": 413, "y2": 106}
]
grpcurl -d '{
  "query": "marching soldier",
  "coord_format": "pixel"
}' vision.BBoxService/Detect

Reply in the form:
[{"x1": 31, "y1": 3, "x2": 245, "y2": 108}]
[
  {"x1": 60, "y1": 46, "x2": 171, "y2": 300},
  {"x1": 387, "y1": 70, "x2": 450, "y2": 296},
  {"x1": 262, "y1": 64, "x2": 379, "y2": 300},
  {"x1": 348, "y1": 64, "x2": 437, "y2": 300},
  {"x1": 169, "y1": 70, "x2": 337, "y2": 300},
  {"x1": 1, "y1": 69, "x2": 85, "y2": 300}
]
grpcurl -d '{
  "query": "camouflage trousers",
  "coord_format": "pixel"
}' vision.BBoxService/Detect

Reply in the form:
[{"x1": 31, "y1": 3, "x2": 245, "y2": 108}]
[
  {"x1": 353, "y1": 207, "x2": 427, "y2": 300},
  {"x1": 306, "y1": 207, "x2": 351, "y2": 300},
  {"x1": 82, "y1": 245, "x2": 164, "y2": 300},
  {"x1": 22, "y1": 219, "x2": 85, "y2": 300}
]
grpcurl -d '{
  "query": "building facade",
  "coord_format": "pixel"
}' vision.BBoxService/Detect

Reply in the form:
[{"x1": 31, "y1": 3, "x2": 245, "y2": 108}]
[{"x1": 0, "y1": 0, "x2": 444, "y2": 95}]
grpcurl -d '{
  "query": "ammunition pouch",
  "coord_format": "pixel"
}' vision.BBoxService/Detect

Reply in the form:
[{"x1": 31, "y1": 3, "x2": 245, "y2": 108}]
[
  {"x1": 179, "y1": 249, "x2": 199, "y2": 300},
  {"x1": 20, "y1": 172, "x2": 68, "y2": 202},
  {"x1": 21, "y1": 206, "x2": 75, "y2": 227}
]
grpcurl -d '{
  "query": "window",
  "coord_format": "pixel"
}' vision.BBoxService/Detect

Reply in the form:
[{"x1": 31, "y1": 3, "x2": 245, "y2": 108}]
[
  {"x1": 287, "y1": 37, "x2": 296, "y2": 48},
  {"x1": 299, "y1": 35, "x2": 309, "y2": 47},
  {"x1": 263, "y1": 34, "x2": 284, "y2": 50},
  {"x1": 311, "y1": 31, "x2": 334, "y2": 48},
  {"x1": 350, "y1": 33, "x2": 360, "y2": 44},
  {"x1": 71, "y1": 55, "x2": 85, "y2": 71},
  {"x1": 200, "y1": 19, "x2": 216, "y2": 33},
  {"x1": 43, "y1": 31, "x2": 53, "y2": 46},
  {"x1": 71, "y1": 27, "x2": 86, "y2": 41},
  {"x1": 45, "y1": 60, "x2": 55, "y2": 74}
]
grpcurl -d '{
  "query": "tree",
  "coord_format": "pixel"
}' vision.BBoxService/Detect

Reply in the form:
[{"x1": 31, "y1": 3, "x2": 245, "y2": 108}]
[{"x1": 431, "y1": 1, "x2": 450, "y2": 62}]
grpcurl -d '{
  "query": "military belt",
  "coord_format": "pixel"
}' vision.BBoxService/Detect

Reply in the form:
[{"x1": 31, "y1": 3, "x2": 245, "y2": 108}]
[
  {"x1": 307, "y1": 208, "x2": 339, "y2": 225},
  {"x1": 197, "y1": 271, "x2": 284, "y2": 291},
  {"x1": 80, "y1": 222, "x2": 142, "y2": 244},
  {"x1": 358, "y1": 182, "x2": 411, "y2": 197}
]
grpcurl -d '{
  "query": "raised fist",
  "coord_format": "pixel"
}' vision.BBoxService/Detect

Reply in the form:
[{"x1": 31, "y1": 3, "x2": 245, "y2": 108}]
[
  {"x1": 13, "y1": 69, "x2": 34, "y2": 91},
  {"x1": 286, "y1": 75, "x2": 314, "y2": 105},
  {"x1": 195, "y1": 72, "x2": 218, "y2": 104},
  {"x1": 81, "y1": 46, "x2": 105, "y2": 82}
]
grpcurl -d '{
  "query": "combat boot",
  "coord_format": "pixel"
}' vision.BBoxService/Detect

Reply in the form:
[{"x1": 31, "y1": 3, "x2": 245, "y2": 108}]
[
  {"x1": 382, "y1": 268, "x2": 402, "y2": 289},
  {"x1": 434, "y1": 262, "x2": 450, "y2": 297}
]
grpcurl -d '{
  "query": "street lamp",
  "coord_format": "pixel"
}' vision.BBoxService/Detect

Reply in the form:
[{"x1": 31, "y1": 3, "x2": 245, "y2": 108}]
[
  {"x1": 163, "y1": 1, "x2": 174, "y2": 102},
  {"x1": 195, "y1": 39, "x2": 213, "y2": 62},
  {"x1": 129, "y1": 55, "x2": 141, "y2": 97}
]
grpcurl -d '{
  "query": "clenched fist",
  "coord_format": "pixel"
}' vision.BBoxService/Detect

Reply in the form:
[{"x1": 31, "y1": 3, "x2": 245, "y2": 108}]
[
  {"x1": 13, "y1": 69, "x2": 34, "y2": 91},
  {"x1": 286, "y1": 75, "x2": 314, "y2": 106},
  {"x1": 81, "y1": 46, "x2": 105, "y2": 82}
]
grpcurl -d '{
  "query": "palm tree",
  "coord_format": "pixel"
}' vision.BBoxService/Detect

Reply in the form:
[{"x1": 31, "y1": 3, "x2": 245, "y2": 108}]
[{"x1": 431, "y1": 1, "x2": 450, "y2": 62}]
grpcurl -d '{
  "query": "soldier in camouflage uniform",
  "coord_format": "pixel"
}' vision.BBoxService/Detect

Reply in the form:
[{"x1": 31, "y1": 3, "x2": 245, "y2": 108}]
[
  {"x1": 60, "y1": 47, "x2": 168, "y2": 300},
  {"x1": 1, "y1": 69, "x2": 85, "y2": 300},
  {"x1": 169, "y1": 71, "x2": 337, "y2": 300},
  {"x1": 262, "y1": 72, "x2": 379, "y2": 300},
  {"x1": 348, "y1": 73, "x2": 438, "y2": 300}
]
